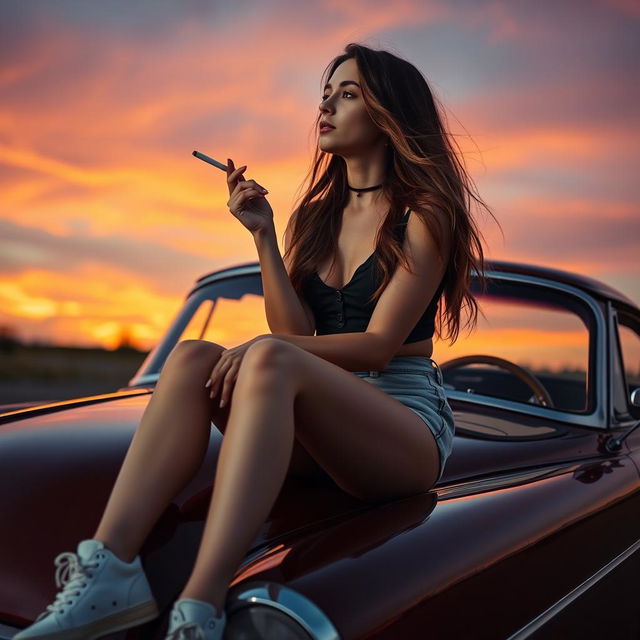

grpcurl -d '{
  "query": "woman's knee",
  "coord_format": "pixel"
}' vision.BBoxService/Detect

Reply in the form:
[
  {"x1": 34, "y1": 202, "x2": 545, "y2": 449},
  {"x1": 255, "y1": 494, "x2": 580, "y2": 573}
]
[
  {"x1": 243, "y1": 337, "x2": 297, "y2": 371},
  {"x1": 165, "y1": 339, "x2": 224, "y2": 371}
]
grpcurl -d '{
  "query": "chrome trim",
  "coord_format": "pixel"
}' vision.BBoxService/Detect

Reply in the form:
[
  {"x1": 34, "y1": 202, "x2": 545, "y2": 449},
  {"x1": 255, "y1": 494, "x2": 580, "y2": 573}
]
[
  {"x1": 0, "y1": 388, "x2": 152, "y2": 422},
  {"x1": 0, "y1": 622, "x2": 20, "y2": 639},
  {"x1": 608, "y1": 304, "x2": 637, "y2": 427},
  {"x1": 446, "y1": 389, "x2": 602, "y2": 429},
  {"x1": 506, "y1": 536, "x2": 640, "y2": 639},
  {"x1": 608, "y1": 301, "x2": 617, "y2": 426},
  {"x1": 128, "y1": 374, "x2": 159, "y2": 386},
  {"x1": 195, "y1": 262, "x2": 262, "y2": 288},
  {"x1": 226, "y1": 581, "x2": 341, "y2": 640}
]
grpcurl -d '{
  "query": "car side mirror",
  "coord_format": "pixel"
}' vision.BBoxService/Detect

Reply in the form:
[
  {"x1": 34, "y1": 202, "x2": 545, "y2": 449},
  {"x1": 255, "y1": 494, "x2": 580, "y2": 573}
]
[{"x1": 630, "y1": 388, "x2": 640, "y2": 407}]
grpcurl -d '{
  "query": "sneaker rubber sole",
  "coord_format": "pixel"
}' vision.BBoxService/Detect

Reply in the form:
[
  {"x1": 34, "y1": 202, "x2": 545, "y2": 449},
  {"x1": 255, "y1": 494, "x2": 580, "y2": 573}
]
[{"x1": 17, "y1": 599, "x2": 159, "y2": 640}]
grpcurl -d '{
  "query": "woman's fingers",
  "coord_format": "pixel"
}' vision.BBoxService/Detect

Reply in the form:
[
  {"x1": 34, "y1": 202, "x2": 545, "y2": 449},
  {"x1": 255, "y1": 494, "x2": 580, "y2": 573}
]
[
  {"x1": 233, "y1": 179, "x2": 268, "y2": 196},
  {"x1": 228, "y1": 179, "x2": 269, "y2": 212},
  {"x1": 209, "y1": 369, "x2": 221, "y2": 398},
  {"x1": 224, "y1": 160, "x2": 271, "y2": 224},
  {"x1": 204, "y1": 348, "x2": 240, "y2": 407},
  {"x1": 229, "y1": 166, "x2": 247, "y2": 180},
  {"x1": 210, "y1": 357, "x2": 232, "y2": 399},
  {"x1": 227, "y1": 161, "x2": 267, "y2": 191},
  {"x1": 226, "y1": 158, "x2": 268, "y2": 195},
  {"x1": 227, "y1": 158, "x2": 243, "y2": 178},
  {"x1": 228, "y1": 167, "x2": 245, "y2": 180},
  {"x1": 226, "y1": 159, "x2": 247, "y2": 195},
  {"x1": 226, "y1": 158, "x2": 235, "y2": 182},
  {"x1": 220, "y1": 361, "x2": 242, "y2": 407},
  {"x1": 205, "y1": 348, "x2": 228, "y2": 396},
  {"x1": 238, "y1": 187, "x2": 268, "y2": 201},
  {"x1": 227, "y1": 166, "x2": 247, "y2": 190},
  {"x1": 227, "y1": 189, "x2": 265, "y2": 215},
  {"x1": 219, "y1": 365, "x2": 238, "y2": 407},
  {"x1": 205, "y1": 360, "x2": 221, "y2": 396}
]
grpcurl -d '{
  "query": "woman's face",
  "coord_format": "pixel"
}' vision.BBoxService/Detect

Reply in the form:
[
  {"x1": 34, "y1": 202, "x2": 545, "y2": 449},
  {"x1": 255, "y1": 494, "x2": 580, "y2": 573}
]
[{"x1": 318, "y1": 58, "x2": 386, "y2": 157}]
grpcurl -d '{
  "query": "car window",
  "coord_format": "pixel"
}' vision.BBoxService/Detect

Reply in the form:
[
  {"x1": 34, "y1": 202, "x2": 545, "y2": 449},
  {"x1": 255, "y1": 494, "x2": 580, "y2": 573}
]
[
  {"x1": 441, "y1": 278, "x2": 595, "y2": 414},
  {"x1": 616, "y1": 310, "x2": 640, "y2": 419},
  {"x1": 178, "y1": 276, "x2": 270, "y2": 348}
]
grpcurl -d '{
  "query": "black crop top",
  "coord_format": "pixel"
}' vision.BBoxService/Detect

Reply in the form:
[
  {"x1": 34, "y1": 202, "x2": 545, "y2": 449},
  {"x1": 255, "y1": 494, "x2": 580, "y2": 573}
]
[{"x1": 301, "y1": 208, "x2": 446, "y2": 343}]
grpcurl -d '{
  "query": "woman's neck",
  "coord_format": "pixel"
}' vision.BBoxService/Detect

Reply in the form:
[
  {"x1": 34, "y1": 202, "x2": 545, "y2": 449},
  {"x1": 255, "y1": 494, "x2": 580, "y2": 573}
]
[{"x1": 345, "y1": 190, "x2": 390, "y2": 212}]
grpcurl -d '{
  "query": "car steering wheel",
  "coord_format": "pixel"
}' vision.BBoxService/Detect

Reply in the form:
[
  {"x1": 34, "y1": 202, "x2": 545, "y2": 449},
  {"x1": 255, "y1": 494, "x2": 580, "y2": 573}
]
[{"x1": 439, "y1": 354, "x2": 555, "y2": 408}]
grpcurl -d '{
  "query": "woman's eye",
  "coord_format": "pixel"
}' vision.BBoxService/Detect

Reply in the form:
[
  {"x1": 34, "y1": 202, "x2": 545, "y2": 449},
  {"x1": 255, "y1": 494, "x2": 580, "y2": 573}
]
[{"x1": 321, "y1": 91, "x2": 354, "y2": 101}]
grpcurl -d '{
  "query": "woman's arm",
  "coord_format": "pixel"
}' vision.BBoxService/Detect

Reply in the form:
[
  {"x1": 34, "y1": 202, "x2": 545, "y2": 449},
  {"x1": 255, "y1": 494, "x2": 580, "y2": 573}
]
[
  {"x1": 265, "y1": 331, "x2": 389, "y2": 372},
  {"x1": 255, "y1": 217, "x2": 315, "y2": 336}
]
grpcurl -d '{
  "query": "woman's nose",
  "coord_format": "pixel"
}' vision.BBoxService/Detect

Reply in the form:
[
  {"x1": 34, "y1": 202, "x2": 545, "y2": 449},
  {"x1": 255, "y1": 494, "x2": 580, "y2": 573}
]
[{"x1": 319, "y1": 96, "x2": 334, "y2": 113}]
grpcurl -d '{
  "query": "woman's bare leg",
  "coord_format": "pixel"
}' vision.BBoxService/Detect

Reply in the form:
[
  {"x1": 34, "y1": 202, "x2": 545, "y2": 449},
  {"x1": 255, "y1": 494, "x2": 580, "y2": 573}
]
[
  {"x1": 92, "y1": 340, "x2": 227, "y2": 563},
  {"x1": 92, "y1": 338, "x2": 325, "y2": 563},
  {"x1": 178, "y1": 339, "x2": 297, "y2": 611},
  {"x1": 177, "y1": 337, "x2": 440, "y2": 613}
]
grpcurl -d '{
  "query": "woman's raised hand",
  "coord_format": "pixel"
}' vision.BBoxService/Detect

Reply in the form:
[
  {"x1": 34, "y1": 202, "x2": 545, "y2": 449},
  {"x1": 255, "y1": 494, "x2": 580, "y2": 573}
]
[{"x1": 226, "y1": 158, "x2": 274, "y2": 235}]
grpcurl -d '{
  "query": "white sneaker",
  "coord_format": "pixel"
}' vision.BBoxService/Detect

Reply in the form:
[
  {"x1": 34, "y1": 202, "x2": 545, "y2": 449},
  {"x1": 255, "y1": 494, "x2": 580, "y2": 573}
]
[
  {"x1": 13, "y1": 538, "x2": 159, "y2": 639},
  {"x1": 165, "y1": 598, "x2": 226, "y2": 639}
]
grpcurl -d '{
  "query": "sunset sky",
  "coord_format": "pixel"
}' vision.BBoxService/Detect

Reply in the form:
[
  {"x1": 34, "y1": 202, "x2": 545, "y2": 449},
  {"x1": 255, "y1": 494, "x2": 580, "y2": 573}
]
[{"x1": 1, "y1": 0, "x2": 638, "y2": 351}]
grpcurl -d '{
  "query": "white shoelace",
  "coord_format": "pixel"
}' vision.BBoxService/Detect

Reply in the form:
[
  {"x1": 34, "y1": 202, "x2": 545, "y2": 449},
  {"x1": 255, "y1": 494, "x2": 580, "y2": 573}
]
[
  {"x1": 167, "y1": 622, "x2": 207, "y2": 639},
  {"x1": 36, "y1": 552, "x2": 100, "y2": 621}
]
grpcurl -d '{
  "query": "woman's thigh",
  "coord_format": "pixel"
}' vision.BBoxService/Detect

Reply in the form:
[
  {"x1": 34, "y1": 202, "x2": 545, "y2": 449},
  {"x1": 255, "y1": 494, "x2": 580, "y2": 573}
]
[
  {"x1": 166, "y1": 339, "x2": 330, "y2": 482},
  {"x1": 238, "y1": 338, "x2": 441, "y2": 502}
]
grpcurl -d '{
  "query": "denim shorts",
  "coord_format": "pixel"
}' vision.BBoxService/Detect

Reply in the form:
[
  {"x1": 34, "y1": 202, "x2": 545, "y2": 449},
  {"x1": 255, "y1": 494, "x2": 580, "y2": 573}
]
[{"x1": 352, "y1": 355, "x2": 455, "y2": 483}]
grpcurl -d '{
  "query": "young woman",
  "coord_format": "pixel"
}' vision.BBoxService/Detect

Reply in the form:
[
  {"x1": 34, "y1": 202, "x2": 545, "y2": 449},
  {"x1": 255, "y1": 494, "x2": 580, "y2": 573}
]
[{"x1": 15, "y1": 43, "x2": 495, "y2": 640}]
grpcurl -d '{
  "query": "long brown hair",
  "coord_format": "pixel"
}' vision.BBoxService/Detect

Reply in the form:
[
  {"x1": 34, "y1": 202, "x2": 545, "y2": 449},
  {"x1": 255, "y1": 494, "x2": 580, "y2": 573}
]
[{"x1": 283, "y1": 42, "x2": 501, "y2": 346}]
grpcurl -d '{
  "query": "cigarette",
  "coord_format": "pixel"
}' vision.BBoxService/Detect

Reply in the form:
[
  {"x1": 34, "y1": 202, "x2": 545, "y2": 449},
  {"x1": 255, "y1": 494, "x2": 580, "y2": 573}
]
[{"x1": 192, "y1": 150, "x2": 228, "y2": 171}]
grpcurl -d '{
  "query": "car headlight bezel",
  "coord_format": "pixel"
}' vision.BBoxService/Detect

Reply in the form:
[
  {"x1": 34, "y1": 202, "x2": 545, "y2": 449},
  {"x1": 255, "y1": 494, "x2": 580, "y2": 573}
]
[{"x1": 225, "y1": 580, "x2": 340, "y2": 640}]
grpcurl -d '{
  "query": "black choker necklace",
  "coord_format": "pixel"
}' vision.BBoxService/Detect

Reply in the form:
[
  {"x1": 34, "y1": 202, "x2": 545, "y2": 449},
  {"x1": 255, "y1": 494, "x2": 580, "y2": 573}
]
[{"x1": 348, "y1": 183, "x2": 384, "y2": 198}]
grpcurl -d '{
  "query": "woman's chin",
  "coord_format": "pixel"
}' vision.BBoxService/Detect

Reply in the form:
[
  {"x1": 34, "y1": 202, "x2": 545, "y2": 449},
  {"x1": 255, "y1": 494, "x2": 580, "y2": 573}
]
[{"x1": 318, "y1": 141, "x2": 345, "y2": 156}]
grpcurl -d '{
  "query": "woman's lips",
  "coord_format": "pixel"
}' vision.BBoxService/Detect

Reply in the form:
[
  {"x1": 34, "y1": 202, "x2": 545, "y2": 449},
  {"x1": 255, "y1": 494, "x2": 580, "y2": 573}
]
[{"x1": 319, "y1": 126, "x2": 335, "y2": 134}]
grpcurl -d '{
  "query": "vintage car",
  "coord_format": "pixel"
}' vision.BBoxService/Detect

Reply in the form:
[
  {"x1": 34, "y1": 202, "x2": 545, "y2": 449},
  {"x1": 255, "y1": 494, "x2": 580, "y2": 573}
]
[{"x1": 1, "y1": 259, "x2": 639, "y2": 640}]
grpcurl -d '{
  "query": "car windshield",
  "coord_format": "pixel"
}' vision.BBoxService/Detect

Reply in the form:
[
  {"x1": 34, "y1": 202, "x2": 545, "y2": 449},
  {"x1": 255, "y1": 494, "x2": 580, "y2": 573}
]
[{"x1": 136, "y1": 270, "x2": 595, "y2": 415}]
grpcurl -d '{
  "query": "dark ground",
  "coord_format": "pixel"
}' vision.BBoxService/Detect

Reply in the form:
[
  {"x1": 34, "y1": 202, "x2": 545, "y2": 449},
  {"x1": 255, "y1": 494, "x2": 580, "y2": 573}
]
[{"x1": 0, "y1": 344, "x2": 149, "y2": 408}]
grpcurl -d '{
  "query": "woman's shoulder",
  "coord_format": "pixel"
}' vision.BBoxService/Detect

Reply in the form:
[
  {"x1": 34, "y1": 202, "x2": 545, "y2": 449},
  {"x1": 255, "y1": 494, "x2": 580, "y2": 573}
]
[{"x1": 404, "y1": 201, "x2": 452, "y2": 263}]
